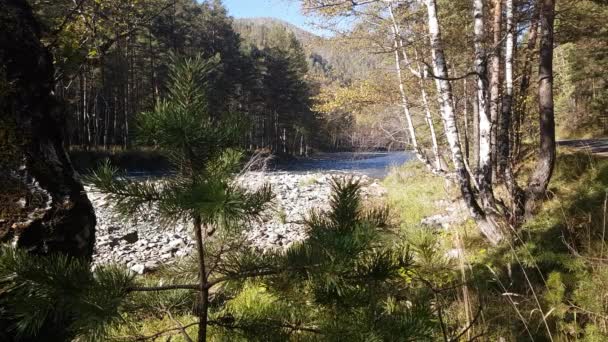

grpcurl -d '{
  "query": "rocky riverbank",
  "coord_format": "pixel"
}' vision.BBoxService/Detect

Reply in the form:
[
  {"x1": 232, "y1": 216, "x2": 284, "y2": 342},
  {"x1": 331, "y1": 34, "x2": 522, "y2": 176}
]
[{"x1": 90, "y1": 172, "x2": 387, "y2": 273}]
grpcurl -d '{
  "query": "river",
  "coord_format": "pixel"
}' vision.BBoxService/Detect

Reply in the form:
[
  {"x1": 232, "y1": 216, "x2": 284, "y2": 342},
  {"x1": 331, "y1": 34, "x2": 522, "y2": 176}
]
[
  {"x1": 272, "y1": 151, "x2": 412, "y2": 178},
  {"x1": 124, "y1": 151, "x2": 413, "y2": 179}
]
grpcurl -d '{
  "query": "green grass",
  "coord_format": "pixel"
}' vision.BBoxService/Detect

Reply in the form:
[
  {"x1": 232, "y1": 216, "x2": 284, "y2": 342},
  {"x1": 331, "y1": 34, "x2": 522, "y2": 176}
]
[
  {"x1": 383, "y1": 153, "x2": 608, "y2": 340},
  {"x1": 382, "y1": 161, "x2": 451, "y2": 228}
]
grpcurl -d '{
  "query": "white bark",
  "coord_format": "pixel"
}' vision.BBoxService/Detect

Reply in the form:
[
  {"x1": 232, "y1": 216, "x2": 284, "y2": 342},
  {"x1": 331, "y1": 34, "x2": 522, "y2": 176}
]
[
  {"x1": 388, "y1": 4, "x2": 433, "y2": 169},
  {"x1": 388, "y1": 4, "x2": 441, "y2": 170},
  {"x1": 504, "y1": 0, "x2": 514, "y2": 114},
  {"x1": 424, "y1": 0, "x2": 503, "y2": 244},
  {"x1": 421, "y1": 77, "x2": 442, "y2": 170},
  {"x1": 489, "y1": 0, "x2": 502, "y2": 178},
  {"x1": 473, "y1": 0, "x2": 495, "y2": 207},
  {"x1": 499, "y1": 0, "x2": 514, "y2": 174}
]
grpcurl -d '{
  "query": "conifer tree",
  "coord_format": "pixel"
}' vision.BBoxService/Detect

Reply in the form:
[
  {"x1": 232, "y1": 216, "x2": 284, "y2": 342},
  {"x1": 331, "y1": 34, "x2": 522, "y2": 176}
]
[{"x1": 87, "y1": 54, "x2": 274, "y2": 342}]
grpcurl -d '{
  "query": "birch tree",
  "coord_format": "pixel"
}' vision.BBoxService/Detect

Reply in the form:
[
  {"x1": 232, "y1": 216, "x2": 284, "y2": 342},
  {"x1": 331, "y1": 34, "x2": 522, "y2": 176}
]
[
  {"x1": 498, "y1": 0, "x2": 514, "y2": 176},
  {"x1": 388, "y1": 4, "x2": 442, "y2": 171},
  {"x1": 489, "y1": 0, "x2": 502, "y2": 178},
  {"x1": 423, "y1": 0, "x2": 503, "y2": 244},
  {"x1": 388, "y1": 3, "x2": 437, "y2": 170},
  {"x1": 473, "y1": 0, "x2": 496, "y2": 208}
]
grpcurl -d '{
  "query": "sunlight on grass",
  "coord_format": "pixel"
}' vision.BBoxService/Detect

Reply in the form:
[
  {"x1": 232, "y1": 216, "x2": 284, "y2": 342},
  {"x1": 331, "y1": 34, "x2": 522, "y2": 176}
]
[{"x1": 382, "y1": 161, "x2": 450, "y2": 228}]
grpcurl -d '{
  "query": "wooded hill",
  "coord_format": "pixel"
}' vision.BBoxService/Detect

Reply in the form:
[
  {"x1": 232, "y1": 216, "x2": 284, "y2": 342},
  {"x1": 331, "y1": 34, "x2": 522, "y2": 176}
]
[{"x1": 234, "y1": 17, "x2": 396, "y2": 150}]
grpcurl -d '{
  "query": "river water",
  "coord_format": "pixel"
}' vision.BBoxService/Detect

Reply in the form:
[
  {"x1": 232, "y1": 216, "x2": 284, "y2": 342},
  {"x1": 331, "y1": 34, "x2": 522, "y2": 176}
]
[
  {"x1": 124, "y1": 151, "x2": 412, "y2": 179},
  {"x1": 274, "y1": 151, "x2": 412, "y2": 179}
]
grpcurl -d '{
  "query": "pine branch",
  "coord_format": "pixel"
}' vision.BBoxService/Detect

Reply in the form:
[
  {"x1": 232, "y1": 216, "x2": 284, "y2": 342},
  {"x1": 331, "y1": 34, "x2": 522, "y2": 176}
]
[{"x1": 127, "y1": 284, "x2": 200, "y2": 292}]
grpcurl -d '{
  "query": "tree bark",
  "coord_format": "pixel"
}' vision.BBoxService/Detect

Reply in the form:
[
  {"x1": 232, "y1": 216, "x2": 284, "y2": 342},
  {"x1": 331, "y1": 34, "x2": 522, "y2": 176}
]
[
  {"x1": 388, "y1": 4, "x2": 433, "y2": 170},
  {"x1": 0, "y1": 1, "x2": 97, "y2": 339},
  {"x1": 424, "y1": 0, "x2": 503, "y2": 245},
  {"x1": 463, "y1": 78, "x2": 470, "y2": 163},
  {"x1": 193, "y1": 215, "x2": 208, "y2": 342},
  {"x1": 415, "y1": 50, "x2": 442, "y2": 171},
  {"x1": 498, "y1": 0, "x2": 514, "y2": 176},
  {"x1": 489, "y1": 0, "x2": 502, "y2": 178},
  {"x1": 525, "y1": 0, "x2": 556, "y2": 216},
  {"x1": 472, "y1": 84, "x2": 480, "y2": 169},
  {"x1": 514, "y1": 5, "x2": 540, "y2": 158},
  {"x1": 473, "y1": 0, "x2": 496, "y2": 208},
  {"x1": 499, "y1": 0, "x2": 525, "y2": 223},
  {"x1": 390, "y1": 9, "x2": 442, "y2": 170},
  {"x1": 0, "y1": 0, "x2": 96, "y2": 259}
]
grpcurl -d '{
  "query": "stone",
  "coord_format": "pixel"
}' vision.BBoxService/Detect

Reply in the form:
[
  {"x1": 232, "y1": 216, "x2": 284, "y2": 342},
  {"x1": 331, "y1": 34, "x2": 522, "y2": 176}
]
[
  {"x1": 144, "y1": 261, "x2": 158, "y2": 270},
  {"x1": 130, "y1": 264, "x2": 145, "y2": 274},
  {"x1": 91, "y1": 171, "x2": 388, "y2": 266},
  {"x1": 122, "y1": 231, "x2": 139, "y2": 244}
]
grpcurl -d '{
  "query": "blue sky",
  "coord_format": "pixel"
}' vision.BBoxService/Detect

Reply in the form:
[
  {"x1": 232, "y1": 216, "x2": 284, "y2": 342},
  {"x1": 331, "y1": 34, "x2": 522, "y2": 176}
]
[{"x1": 220, "y1": 0, "x2": 320, "y2": 33}]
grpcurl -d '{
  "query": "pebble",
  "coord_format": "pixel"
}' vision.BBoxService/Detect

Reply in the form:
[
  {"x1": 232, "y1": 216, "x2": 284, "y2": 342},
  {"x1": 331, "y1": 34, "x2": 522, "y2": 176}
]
[{"x1": 89, "y1": 171, "x2": 386, "y2": 272}]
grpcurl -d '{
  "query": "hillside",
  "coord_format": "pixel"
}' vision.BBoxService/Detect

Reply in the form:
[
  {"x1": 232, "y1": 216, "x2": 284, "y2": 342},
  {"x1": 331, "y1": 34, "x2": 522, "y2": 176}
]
[{"x1": 233, "y1": 17, "x2": 380, "y2": 82}]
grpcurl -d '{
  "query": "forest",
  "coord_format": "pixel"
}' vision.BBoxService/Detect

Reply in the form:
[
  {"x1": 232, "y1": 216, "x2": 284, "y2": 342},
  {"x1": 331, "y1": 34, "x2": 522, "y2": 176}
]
[{"x1": 1, "y1": 0, "x2": 608, "y2": 341}]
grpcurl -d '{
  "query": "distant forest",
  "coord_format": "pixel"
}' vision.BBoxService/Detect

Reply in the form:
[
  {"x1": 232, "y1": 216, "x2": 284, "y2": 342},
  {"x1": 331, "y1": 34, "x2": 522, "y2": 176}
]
[{"x1": 29, "y1": 0, "x2": 395, "y2": 155}]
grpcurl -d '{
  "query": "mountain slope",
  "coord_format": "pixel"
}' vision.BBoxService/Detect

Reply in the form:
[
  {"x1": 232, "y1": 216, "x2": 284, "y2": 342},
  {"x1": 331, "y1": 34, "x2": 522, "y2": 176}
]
[{"x1": 233, "y1": 17, "x2": 379, "y2": 82}]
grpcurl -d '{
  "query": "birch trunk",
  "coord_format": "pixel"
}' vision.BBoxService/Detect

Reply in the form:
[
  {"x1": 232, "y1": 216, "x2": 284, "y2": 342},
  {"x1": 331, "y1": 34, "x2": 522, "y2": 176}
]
[
  {"x1": 424, "y1": 0, "x2": 503, "y2": 244},
  {"x1": 489, "y1": 0, "x2": 502, "y2": 178},
  {"x1": 498, "y1": 0, "x2": 525, "y2": 222},
  {"x1": 388, "y1": 4, "x2": 433, "y2": 169},
  {"x1": 463, "y1": 78, "x2": 470, "y2": 162},
  {"x1": 473, "y1": 86, "x2": 480, "y2": 169},
  {"x1": 416, "y1": 51, "x2": 442, "y2": 171},
  {"x1": 525, "y1": 0, "x2": 556, "y2": 216},
  {"x1": 473, "y1": 0, "x2": 495, "y2": 207},
  {"x1": 498, "y1": 0, "x2": 514, "y2": 177},
  {"x1": 421, "y1": 79, "x2": 442, "y2": 170},
  {"x1": 387, "y1": 5, "x2": 441, "y2": 170}
]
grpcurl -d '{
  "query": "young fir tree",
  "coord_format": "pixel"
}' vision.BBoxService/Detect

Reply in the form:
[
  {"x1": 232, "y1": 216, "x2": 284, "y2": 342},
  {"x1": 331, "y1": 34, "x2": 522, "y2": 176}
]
[
  {"x1": 86, "y1": 54, "x2": 275, "y2": 342},
  {"x1": 214, "y1": 178, "x2": 438, "y2": 341}
]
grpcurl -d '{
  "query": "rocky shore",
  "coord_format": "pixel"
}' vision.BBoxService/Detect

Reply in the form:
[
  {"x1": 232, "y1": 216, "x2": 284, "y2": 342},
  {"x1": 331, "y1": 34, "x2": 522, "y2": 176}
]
[{"x1": 90, "y1": 172, "x2": 387, "y2": 274}]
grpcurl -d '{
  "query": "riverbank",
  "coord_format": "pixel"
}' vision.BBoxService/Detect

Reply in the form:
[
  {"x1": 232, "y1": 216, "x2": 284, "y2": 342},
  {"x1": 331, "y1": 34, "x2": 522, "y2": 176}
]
[{"x1": 90, "y1": 171, "x2": 387, "y2": 273}]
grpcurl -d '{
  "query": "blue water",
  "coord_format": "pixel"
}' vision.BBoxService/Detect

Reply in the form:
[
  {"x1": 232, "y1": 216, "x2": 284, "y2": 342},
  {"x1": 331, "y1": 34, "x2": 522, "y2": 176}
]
[
  {"x1": 274, "y1": 152, "x2": 413, "y2": 178},
  {"x1": 124, "y1": 151, "x2": 413, "y2": 179}
]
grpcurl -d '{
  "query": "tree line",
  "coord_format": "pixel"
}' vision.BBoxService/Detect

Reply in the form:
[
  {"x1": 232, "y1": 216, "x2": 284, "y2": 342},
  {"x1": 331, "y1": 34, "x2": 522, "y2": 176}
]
[{"x1": 30, "y1": 0, "x2": 319, "y2": 155}]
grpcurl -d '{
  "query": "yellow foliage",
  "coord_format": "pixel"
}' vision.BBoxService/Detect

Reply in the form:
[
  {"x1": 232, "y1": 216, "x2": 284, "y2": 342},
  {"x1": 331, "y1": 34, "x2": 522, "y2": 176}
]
[{"x1": 313, "y1": 79, "x2": 395, "y2": 115}]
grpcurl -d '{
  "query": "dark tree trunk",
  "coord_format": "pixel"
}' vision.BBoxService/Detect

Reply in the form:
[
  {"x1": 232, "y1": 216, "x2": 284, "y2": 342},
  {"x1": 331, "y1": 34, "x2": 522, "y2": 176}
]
[
  {"x1": 193, "y1": 216, "x2": 208, "y2": 342},
  {"x1": 525, "y1": 0, "x2": 556, "y2": 216},
  {"x1": 0, "y1": 0, "x2": 96, "y2": 259},
  {"x1": 514, "y1": 5, "x2": 540, "y2": 158}
]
